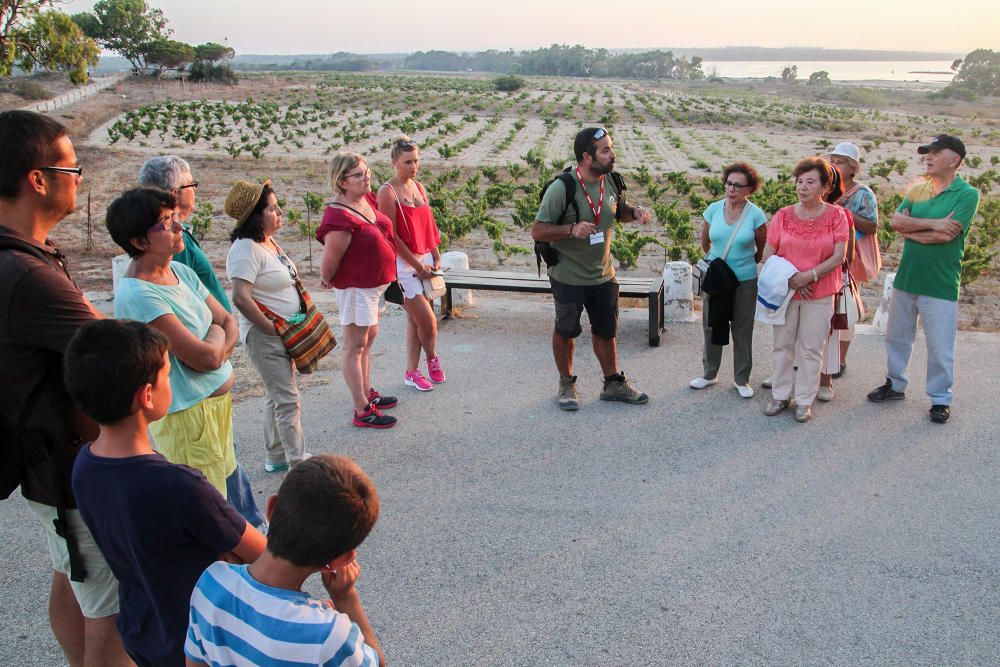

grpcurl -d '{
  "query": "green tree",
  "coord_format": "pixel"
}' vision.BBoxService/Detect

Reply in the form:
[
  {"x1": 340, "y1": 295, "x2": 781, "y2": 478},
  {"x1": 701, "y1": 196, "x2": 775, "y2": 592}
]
[
  {"x1": 74, "y1": 0, "x2": 169, "y2": 71},
  {"x1": 781, "y1": 64, "x2": 798, "y2": 82},
  {"x1": 493, "y1": 74, "x2": 524, "y2": 91},
  {"x1": 15, "y1": 10, "x2": 99, "y2": 84},
  {"x1": 194, "y1": 41, "x2": 233, "y2": 63},
  {"x1": 947, "y1": 48, "x2": 1000, "y2": 97},
  {"x1": 0, "y1": 0, "x2": 53, "y2": 76},
  {"x1": 808, "y1": 70, "x2": 831, "y2": 85},
  {"x1": 143, "y1": 37, "x2": 194, "y2": 77}
]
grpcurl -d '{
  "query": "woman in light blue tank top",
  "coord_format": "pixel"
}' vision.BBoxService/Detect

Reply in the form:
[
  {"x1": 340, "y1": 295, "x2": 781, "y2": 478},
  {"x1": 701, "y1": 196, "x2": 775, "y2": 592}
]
[{"x1": 690, "y1": 163, "x2": 768, "y2": 398}]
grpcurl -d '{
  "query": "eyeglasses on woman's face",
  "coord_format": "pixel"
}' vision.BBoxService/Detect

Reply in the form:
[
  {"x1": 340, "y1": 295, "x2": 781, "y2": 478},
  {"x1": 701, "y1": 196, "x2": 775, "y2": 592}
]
[
  {"x1": 725, "y1": 180, "x2": 749, "y2": 190},
  {"x1": 149, "y1": 211, "x2": 180, "y2": 233},
  {"x1": 342, "y1": 167, "x2": 371, "y2": 181}
]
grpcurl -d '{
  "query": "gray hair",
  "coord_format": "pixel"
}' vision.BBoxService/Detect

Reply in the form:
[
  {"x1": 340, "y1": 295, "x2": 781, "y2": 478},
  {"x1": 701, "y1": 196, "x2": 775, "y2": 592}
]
[{"x1": 138, "y1": 155, "x2": 191, "y2": 190}]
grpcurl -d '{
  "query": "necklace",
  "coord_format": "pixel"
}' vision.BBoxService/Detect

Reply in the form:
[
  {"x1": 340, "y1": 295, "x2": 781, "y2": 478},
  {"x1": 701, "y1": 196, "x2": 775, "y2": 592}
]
[
  {"x1": 796, "y1": 202, "x2": 825, "y2": 221},
  {"x1": 334, "y1": 198, "x2": 375, "y2": 224}
]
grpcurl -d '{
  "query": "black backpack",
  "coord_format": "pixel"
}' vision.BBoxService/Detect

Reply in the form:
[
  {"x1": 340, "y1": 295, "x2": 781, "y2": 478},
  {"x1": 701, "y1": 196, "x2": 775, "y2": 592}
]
[{"x1": 534, "y1": 167, "x2": 628, "y2": 275}]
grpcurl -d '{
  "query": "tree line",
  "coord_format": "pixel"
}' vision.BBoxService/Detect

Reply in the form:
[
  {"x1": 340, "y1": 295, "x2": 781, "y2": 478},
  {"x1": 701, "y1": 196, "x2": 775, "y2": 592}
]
[{"x1": 1, "y1": 0, "x2": 236, "y2": 85}]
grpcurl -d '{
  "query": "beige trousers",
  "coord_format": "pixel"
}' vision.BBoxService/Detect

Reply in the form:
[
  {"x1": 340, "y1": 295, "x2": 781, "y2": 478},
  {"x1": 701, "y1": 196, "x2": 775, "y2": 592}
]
[
  {"x1": 771, "y1": 296, "x2": 834, "y2": 407},
  {"x1": 246, "y1": 326, "x2": 305, "y2": 466}
]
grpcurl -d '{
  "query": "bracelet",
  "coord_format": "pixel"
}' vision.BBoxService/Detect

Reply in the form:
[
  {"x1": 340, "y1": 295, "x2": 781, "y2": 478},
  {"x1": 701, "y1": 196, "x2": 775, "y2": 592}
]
[{"x1": 811, "y1": 269, "x2": 818, "y2": 282}]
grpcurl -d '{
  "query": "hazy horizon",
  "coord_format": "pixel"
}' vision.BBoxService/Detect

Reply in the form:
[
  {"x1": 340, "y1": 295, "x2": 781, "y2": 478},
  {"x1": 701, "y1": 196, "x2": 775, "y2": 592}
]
[{"x1": 62, "y1": 0, "x2": 996, "y2": 57}]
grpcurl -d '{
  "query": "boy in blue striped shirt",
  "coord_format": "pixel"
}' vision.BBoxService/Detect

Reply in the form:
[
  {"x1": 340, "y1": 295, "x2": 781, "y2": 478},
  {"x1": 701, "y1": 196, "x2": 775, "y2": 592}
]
[{"x1": 185, "y1": 455, "x2": 384, "y2": 667}]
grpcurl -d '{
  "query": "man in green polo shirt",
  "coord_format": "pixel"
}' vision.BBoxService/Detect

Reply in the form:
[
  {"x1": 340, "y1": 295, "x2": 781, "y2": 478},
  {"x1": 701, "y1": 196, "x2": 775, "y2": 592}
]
[
  {"x1": 867, "y1": 135, "x2": 980, "y2": 424},
  {"x1": 531, "y1": 127, "x2": 653, "y2": 411}
]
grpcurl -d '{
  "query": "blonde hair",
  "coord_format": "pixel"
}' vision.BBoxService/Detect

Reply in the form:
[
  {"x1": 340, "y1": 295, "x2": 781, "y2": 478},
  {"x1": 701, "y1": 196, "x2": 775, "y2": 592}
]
[
  {"x1": 390, "y1": 134, "x2": 418, "y2": 161},
  {"x1": 328, "y1": 152, "x2": 364, "y2": 194}
]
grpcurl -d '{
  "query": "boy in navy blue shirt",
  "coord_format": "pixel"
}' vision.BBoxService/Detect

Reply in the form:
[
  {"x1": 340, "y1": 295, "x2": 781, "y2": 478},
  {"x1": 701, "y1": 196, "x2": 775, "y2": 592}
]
[{"x1": 66, "y1": 320, "x2": 266, "y2": 667}]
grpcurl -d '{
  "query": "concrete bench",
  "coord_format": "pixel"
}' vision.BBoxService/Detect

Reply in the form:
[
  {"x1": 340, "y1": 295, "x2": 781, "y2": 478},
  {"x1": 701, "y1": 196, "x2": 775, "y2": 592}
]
[{"x1": 440, "y1": 269, "x2": 665, "y2": 346}]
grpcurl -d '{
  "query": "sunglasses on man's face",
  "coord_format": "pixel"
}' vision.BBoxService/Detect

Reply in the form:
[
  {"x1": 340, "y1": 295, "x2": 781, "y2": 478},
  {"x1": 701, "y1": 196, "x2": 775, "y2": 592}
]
[
  {"x1": 40, "y1": 165, "x2": 83, "y2": 177},
  {"x1": 178, "y1": 181, "x2": 198, "y2": 190}
]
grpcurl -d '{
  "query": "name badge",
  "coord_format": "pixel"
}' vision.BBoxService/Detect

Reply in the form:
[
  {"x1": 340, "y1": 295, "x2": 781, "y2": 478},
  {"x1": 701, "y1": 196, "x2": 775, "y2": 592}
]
[{"x1": 589, "y1": 232, "x2": 605, "y2": 245}]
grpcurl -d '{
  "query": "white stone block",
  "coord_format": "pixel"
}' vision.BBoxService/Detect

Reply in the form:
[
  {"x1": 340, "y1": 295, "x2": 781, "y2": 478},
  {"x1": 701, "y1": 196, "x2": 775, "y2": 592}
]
[
  {"x1": 111, "y1": 254, "x2": 131, "y2": 296},
  {"x1": 441, "y1": 250, "x2": 472, "y2": 307},
  {"x1": 663, "y1": 261, "x2": 696, "y2": 322},
  {"x1": 871, "y1": 271, "x2": 894, "y2": 335}
]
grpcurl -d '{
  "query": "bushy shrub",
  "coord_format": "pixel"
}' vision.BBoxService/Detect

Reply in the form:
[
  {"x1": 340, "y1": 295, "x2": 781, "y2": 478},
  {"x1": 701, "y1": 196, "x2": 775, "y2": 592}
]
[
  {"x1": 493, "y1": 75, "x2": 525, "y2": 92},
  {"x1": 189, "y1": 62, "x2": 237, "y2": 84},
  {"x1": 9, "y1": 80, "x2": 52, "y2": 100}
]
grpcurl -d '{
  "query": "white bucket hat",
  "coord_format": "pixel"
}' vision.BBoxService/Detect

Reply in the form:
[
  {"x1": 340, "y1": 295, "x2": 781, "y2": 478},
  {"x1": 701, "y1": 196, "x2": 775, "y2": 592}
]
[{"x1": 829, "y1": 141, "x2": 861, "y2": 164}]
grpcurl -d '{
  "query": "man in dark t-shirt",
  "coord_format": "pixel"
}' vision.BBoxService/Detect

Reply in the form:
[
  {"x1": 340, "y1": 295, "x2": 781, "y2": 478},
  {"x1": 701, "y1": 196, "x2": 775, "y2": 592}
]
[{"x1": 0, "y1": 111, "x2": 130, "y2": 665}]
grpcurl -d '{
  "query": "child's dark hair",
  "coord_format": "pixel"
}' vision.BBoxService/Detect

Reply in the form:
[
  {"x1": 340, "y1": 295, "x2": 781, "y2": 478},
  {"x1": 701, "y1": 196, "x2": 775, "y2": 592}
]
[
  {"x1": 267, "y1": 455, "x2": 380, "y2": 567},
  {"x1": 105, "y1": 187, "x2": 178, "y2": 258},
  {"x1": 64, "y1": 319, "x2": 169, "y2": 424}
]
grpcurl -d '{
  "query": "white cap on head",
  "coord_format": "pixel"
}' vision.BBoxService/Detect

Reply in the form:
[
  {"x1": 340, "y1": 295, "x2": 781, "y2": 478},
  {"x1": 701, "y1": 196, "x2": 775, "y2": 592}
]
[{"x1": 829, "y1": 142, "x2": 861, "y2": 163}]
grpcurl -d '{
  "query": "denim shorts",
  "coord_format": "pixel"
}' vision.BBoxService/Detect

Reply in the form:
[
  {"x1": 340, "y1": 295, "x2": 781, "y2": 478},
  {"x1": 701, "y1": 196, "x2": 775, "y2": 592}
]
[{"x1": 550, "y1": 277, "x2": 619, "y2": 339}]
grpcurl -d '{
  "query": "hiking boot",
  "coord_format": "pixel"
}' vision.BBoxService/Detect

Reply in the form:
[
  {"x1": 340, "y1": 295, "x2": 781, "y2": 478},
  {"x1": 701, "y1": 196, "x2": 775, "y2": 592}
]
[
  {"x1": 404, "y1": 369, "x2": 434, "y2": 392},
  {"x1": 795, "y1": 405, "x2": 814, "y2": 423},
  {"x1": 600, "y1": 372, "x2": 648, "y2": 405},
  {"x1": 427, "y1": 355, "x2": 446, "y2": 383},
  {"x1": 352, "y1": 404, "x2": 397, "y2": 429},
  {"x1": 764, "y1": 399, "x2": 790, "y2": 416},
  {"x1": 867, "y1": 379, "x2": 905, "y2": 403},
  {"x1": 929, "y1": 404, "x2": 950, "y2": 424},
  {"x1": 557, "y1": 375, "x2": 579, "y2": 411},
  {"x1": 368, "y1": 388, "x2": 398, "y2": 409},
  {"x1": 816, "y1": 385, "x2": 834, "y2": 402},
  {"x1": 689, "y1": 376, "x2": 717, "y2": 390}
]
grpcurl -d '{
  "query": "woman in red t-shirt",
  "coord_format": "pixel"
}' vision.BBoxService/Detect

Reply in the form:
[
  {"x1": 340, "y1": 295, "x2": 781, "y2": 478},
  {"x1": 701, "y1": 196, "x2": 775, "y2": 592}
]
[
  {"x1": 376, "y1": 135, "x2": 445, "y2": 393},
  {"x1": 317, "y1": 152, "x2": 398, "y2": 429},
  {"x1": 760, "y1": 157, "x2": 849, "y2": 423}
]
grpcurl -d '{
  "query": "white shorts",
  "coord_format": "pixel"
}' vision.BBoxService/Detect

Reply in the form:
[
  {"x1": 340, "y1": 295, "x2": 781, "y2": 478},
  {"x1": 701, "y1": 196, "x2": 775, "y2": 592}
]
[
  {"x1": 335, "y1": 285, "x2": 387, "y2": 326},
  {"x1": 396, "y1": 252, "x2": 433, "y2": 300}
]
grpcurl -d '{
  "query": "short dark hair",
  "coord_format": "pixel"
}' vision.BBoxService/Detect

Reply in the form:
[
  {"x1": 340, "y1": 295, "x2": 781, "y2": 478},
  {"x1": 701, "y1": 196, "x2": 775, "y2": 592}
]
[
  {"x1": 0, "y1": 110, "x2": 68, "y2": 199},
  {"x1": 573, "y1": 127, "x2": 608, "y2": 162},
  {"x1": 792, "y1": 156, "x2": 835, "y2": 187},
  {"x1": 105, "y1": 188, "x2": 178, "y2": 258},
  {"x1": 64, "y1": 320, "x2": 169, "y2": 425},
  {"x1": 721, "y1": 162, "x2": 762, "y2": 195},
  {"x1": 266, "y1": 455, "x2": 380, "y2": 568},
  {"x1": 230, "y1": 184, "x2": 272, "y2": 243}
]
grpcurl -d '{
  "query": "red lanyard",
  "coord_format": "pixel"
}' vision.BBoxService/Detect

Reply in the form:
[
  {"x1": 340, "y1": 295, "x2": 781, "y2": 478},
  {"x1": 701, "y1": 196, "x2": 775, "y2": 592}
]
[{"x1": 574, "y1": 168, "x2": 603, "y2": 222}]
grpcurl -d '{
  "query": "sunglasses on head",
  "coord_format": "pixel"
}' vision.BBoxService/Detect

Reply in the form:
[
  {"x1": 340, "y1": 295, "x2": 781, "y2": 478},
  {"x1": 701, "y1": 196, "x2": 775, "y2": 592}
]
[
  {"x1": 592, "y1": 128, "x2": 607, "y2": 142},
  {"x1": 395, "y1": 139, "x2": 418, "y2": 148}
]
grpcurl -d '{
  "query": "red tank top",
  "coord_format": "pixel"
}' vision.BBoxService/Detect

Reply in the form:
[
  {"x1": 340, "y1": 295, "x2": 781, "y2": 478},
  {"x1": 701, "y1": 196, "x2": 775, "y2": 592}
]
[
  {"x1": 383, "y1": 182, "x2": 441, "y2": 256},
  {"x1": 316, "y1": 203, "x2": 397, "y2": 289}
]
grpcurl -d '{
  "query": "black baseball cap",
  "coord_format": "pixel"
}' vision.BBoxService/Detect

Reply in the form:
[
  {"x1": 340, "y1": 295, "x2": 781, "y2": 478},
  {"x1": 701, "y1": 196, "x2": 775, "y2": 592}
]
[
  {"x1": 917, "y1": 135, "x2": 966, "y2": 159},
  {"x1": 573, "y1": 127, "x2": 609, "y2": 161}
]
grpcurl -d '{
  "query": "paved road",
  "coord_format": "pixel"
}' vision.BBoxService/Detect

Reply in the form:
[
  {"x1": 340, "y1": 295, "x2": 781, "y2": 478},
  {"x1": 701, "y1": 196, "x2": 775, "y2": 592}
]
[{"x1": 2, "y1": 296, "x2": 998, "y2": 666}]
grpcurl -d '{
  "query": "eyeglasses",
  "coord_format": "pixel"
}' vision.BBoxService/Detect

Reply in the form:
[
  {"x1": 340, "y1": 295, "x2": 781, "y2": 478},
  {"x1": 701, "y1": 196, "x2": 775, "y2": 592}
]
[
  {"x1": 276, "y1": 250, "x2": 298, "y2": 280},
  {"x1": 395, "y1": 139, "x2": 418, "y2": 148},
  {"x1": 343, "y1": 168, "x2": 371, "y2": 181},
  {"x1": 149, "y1": 211, "x2": 179, "y2": 232},
  {"x1": 178, "y1": 181, "x2": 198, "y2": 190},
  {"x1": 725, "y1": 181, "x2": 750, "y2": 190},
  {"x1": 40, "y1": 166, "x2": 83, "y2": 177}
]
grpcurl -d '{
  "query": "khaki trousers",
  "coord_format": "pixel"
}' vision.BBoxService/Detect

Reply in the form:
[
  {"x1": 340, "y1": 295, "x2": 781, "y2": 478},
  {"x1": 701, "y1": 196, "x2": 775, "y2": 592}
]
[
  {"x1": 771, "y1": 296, "x2": 834, "y2": 407},
  {"x1": 246, "y1": 326, "x2": 305, "y2": 466}
]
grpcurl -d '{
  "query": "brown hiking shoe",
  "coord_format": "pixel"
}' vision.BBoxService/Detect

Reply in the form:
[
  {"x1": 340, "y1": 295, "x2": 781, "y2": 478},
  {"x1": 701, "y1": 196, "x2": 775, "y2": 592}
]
[
  {"x1": 600, "y1": 372, "x2": 648, "y2": 405},
  {"x1": 558, "y1": 375, "x2": 580, "y2": 411}
]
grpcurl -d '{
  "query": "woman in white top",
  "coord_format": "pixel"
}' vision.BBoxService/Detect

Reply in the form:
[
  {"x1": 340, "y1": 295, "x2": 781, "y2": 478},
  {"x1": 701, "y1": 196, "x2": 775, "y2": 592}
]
[{"x1": 225, "y1": 180, "x2": 308, "y2": 473}]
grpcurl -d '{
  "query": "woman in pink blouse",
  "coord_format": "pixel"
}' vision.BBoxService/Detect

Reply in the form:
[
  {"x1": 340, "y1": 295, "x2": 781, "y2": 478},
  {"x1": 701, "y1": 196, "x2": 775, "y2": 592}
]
[{"x1": 760, "y1": 157, "x2": 849, "y2": 423}]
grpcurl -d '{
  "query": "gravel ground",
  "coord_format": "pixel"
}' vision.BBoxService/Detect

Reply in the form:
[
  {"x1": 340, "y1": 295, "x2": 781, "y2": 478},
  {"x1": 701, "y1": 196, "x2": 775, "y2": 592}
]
[{"x1": 2, "y1": 296, "x2": 998, "y2": 666}]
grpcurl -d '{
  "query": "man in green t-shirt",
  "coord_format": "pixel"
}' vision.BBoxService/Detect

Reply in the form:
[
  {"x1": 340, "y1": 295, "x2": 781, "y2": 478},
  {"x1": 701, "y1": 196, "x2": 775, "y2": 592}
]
[
  {"x1": 530, "y1": 127, "x2": 653, "y2": 411},
  {"x1": 867, "y1": 135, "x2": 980, "y2": 424}
]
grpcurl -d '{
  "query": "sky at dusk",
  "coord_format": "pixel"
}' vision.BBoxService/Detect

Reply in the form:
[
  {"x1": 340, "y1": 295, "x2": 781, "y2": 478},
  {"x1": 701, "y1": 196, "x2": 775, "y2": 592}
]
[{"x1": 62, "y1": 0, "x2": 998, "y2": 56}]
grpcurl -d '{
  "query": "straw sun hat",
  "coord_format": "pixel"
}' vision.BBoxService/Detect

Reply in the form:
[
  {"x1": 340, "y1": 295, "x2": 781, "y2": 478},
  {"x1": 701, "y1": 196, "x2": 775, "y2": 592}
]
[{"x1": 224, "y1": 179, "x2": 270, "y2": 225}]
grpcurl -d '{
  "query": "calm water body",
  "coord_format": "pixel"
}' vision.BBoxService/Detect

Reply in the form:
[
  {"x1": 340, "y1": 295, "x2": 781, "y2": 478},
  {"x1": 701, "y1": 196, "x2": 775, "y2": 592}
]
[{"x1": 702, "y1": 60, "x2": 955, "y2": 82}]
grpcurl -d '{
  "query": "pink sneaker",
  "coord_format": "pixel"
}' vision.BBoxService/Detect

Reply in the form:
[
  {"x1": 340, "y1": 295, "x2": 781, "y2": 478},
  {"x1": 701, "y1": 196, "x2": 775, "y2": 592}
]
[
  {"x1": 404, "y1": 369, "x2": 434, "y2": 392},
  {"x1": 426, "y1": 355, "x2": 446, "y2": 383}
]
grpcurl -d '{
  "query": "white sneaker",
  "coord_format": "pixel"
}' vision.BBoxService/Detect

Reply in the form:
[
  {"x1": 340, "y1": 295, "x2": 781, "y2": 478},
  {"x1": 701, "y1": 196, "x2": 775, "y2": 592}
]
[
  {"x1": 689, "y1": 377, "x2": 718, "y2": 390},
  {"x1": 816, "y1": 385, "x2": 834, "y2": 402},
  {"x1": 761, "y1": 377, "x2": 773, "y2": 389},
  {"x1": 735, "y1": 383, "x2": 754, "y2": 398}
]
